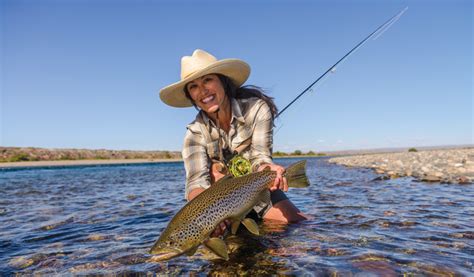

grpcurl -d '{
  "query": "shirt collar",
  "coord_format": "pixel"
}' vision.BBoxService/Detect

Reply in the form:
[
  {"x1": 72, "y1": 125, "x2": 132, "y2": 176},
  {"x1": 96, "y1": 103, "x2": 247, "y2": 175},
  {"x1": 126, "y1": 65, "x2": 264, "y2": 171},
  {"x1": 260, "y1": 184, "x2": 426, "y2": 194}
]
[{"x1": 230, "y1": 98, "x2": 245, "y2": 124}]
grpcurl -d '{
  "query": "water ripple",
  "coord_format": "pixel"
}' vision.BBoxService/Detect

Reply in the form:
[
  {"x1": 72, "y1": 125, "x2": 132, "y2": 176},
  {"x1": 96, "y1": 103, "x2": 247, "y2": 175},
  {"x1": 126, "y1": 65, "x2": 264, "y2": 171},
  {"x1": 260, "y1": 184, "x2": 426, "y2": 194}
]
[{"x1": 0, "y1": 158, "x2": 473, "y2": 275}]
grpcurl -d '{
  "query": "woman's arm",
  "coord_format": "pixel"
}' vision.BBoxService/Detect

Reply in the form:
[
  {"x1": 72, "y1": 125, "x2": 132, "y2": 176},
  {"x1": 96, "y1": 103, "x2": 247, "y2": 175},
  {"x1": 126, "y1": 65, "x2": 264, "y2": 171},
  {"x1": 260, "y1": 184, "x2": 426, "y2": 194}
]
[
  {"x1": 187, "y1": 187, "x2": 205, "y2": 201},
  {"x1": 182, "y1": 129, "x2": 211, "y2": 201},
  {"x1": 250, "y1": 100, "x2": 274, "y2": 171},
  {"x1": 251, "y1": 100, "x2": 288, "y2": 191}
]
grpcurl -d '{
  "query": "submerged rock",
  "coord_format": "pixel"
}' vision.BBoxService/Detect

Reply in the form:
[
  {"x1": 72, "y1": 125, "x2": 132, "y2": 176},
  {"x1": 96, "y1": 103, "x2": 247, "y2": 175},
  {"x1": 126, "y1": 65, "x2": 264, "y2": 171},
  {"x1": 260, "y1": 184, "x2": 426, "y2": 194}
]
[
  {"x1": 421, "y1": 175, "x2": 441, "y2": 182},
  {"x1": 9, "y1": 253, "x2": 50, "y2": 269},
  {"x1": 9, "y1": 256, "x2": 35, "y2": 269}
]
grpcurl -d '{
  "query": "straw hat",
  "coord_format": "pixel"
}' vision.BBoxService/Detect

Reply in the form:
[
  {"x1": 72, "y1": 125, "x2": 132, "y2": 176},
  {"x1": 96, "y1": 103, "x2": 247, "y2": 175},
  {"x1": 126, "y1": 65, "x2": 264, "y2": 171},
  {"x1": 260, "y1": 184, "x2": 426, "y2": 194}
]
[{"x1": 159, "y1": 49, "x2": 250, "y2": 107}]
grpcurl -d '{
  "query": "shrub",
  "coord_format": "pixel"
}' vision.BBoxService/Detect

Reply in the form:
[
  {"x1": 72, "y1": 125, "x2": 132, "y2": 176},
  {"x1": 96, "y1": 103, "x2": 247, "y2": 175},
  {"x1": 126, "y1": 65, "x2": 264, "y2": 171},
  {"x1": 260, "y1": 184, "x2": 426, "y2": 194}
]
[
  {"x1": 59, "y1": 153, "x2": 73, "y2": 160},
  {"x1": 273, "y1": 151, "x2": 286, "y2": 157},
  {"x1": 9, "y1": 153, "x2": 30, "y2": 162},
  {"x1": 292, "y1": 150, "x2": 302, "y2": 156},
  {"x1": 408, "y1": 148, "x2": 418, "y2": 152}
]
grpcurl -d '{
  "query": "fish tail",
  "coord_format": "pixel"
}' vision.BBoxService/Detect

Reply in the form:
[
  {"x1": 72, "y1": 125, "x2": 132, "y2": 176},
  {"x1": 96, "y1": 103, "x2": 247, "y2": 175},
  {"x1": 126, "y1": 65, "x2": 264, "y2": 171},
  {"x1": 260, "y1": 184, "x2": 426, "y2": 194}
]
[{"x1": 285, "y1": 160, "x2": 310, "y2": 188}]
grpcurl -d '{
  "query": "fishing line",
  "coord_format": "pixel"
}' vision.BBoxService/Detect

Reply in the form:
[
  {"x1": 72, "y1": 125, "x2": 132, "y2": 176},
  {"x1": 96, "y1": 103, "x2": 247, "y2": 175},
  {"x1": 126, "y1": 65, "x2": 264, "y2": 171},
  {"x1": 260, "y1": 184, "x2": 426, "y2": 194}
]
[
  {"x1": 274, "y1": 120, "x2": 284, "y2": 136},
  {"x1": 372, "y1": 7, "x2": 408, "y2": 40},
  {"x1": 276, "y1": 7, "x2": 408, "y2": 118}
]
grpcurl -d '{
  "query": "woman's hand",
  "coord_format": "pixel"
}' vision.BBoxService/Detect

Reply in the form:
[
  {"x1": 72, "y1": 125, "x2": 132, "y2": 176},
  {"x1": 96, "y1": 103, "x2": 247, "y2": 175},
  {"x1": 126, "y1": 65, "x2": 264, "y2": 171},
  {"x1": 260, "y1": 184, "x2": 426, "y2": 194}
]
[
  {"x1": 257, "y1": 163, "x2": 288, "y2": 192},
  {"x1": 211, "y1": 219, "x2": 231, "y2": 237}
]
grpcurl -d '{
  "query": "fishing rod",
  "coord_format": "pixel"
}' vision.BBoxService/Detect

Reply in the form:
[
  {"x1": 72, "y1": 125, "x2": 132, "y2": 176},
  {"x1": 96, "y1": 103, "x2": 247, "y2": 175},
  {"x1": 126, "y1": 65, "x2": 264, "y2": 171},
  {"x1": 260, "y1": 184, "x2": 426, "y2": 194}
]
[{"x1": 276, "y1": 7, "x2": 408, "y2": 118}]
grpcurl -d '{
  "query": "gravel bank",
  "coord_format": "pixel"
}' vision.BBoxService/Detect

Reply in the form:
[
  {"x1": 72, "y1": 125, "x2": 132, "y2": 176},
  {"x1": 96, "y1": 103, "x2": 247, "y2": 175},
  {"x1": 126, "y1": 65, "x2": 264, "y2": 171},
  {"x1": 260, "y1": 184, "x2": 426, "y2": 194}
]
[{"x1": 329, "y1": 148, "x2": 474, "y2": 184}]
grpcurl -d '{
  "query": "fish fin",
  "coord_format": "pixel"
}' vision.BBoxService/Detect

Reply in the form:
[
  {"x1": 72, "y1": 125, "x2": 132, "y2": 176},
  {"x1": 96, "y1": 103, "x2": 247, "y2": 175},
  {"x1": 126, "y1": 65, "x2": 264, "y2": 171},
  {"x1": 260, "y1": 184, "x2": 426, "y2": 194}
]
[
  {"x1": 185, "y1": 246, "x2": 198, "y2": 256},
  {"x1": 204, "y1": 238, "x2": 229, "y2": 260},
  {"x1": 241, "y1": 218, "x2": 260, "y2": 235},
  {"x1": 231, "y1": 221, "x2": 240, "y2": 235},
  {"x1": 285, "y1": 160, "x2": 310, "y2": 188}
]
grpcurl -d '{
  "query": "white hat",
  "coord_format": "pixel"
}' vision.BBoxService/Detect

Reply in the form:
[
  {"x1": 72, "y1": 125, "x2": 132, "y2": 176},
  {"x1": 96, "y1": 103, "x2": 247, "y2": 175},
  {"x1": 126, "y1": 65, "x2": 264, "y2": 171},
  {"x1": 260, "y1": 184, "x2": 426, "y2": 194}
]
[{"x1": 159, "y1": 49, "x2": 250, "y2": 107}]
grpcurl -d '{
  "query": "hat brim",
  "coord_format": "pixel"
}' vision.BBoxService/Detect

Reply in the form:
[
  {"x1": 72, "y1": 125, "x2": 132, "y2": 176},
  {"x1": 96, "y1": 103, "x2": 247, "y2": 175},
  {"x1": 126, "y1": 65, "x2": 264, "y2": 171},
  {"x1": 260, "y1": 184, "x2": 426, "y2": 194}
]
[{"x1": 159, "y1": 59, "x2": 250, "y2": 108}]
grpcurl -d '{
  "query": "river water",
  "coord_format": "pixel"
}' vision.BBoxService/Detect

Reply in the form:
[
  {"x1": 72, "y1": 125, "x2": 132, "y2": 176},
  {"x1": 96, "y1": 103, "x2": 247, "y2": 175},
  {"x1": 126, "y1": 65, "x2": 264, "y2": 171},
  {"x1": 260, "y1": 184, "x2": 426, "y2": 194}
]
[{"x1": 1, "y1": 157, "x2": 473, "y2": 275}]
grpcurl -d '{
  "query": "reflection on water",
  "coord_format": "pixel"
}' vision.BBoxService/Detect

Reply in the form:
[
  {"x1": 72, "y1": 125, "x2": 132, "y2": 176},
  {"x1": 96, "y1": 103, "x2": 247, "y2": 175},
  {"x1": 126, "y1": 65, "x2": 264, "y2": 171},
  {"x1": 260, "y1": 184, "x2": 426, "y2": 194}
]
[{"x1": 1, "y1": 158, "x2": 473, "y2": 275}]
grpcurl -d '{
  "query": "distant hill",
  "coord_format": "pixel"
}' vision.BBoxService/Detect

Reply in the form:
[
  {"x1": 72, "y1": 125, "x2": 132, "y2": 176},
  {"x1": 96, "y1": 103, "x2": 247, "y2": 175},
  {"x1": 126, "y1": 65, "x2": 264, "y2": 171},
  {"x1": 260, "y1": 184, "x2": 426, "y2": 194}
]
[
  {"x1": 1, "y1": 145, "x2": 471, "y2": 163},
  {"x1": 0, "y1": 147, "x2": 324, "y2": 163},
  {"x1": 0, "y1": 147, "x2": 181, "y2": 163}
]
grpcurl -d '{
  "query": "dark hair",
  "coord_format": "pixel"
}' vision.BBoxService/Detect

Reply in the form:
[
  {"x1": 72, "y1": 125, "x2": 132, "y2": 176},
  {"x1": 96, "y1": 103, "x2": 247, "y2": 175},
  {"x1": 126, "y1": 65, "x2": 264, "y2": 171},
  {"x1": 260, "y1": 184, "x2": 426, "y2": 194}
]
[{"x1": 184, "y1": 74, "x2": 278, "y2": 120}]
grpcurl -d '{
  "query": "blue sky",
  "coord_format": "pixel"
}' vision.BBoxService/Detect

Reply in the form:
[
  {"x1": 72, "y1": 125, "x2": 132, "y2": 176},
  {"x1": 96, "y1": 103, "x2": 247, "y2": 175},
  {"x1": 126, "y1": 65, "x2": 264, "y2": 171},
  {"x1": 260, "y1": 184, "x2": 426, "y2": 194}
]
[{"x1": 1, "y1": 0, "x2": 472, "y2": 152}]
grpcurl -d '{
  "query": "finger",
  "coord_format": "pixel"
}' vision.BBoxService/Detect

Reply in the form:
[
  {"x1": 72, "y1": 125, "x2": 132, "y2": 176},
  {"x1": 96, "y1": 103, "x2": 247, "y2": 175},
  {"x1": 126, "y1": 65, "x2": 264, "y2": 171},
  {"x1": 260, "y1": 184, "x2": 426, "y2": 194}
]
[
  {"x1": 271, "y1": 180, "x2": 279, "y2": 191},
  {"x1": 269, "y1": 185, "x2": 275, "y2": 191},
  {"x1": 279, "y1": 177, "x2": 285, "y2": 191},
  {"x1": 277, "y1": 168, "x2": 285, "y2": 182},
  {"x1": 270, "y1": 178, "x2": 278, "y2": 191},
  {"x1": 279, "y1": 168, "x2": 286, "y2": 191},
  {"x1": 283, "y1": 176, "x2": 288, "y2": 192}
]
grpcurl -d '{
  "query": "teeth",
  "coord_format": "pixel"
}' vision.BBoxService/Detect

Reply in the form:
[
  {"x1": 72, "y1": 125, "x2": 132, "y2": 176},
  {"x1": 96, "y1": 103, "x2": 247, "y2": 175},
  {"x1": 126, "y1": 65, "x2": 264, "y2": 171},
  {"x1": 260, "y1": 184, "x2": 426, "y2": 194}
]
[{"x1": 202, "y1": 95, "x2": 214, "y2": 104}]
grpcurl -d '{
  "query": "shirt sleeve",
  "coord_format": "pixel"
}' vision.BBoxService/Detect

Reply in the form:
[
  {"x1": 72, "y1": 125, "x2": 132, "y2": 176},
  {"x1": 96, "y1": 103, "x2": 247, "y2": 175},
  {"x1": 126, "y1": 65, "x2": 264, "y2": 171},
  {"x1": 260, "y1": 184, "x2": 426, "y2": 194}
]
[
  {"x1": 250, "y1": 100, "x2": 274, "y2": 171},
  {"x1": 182, "y1": 128, "x2": 211, "y2": 200}
]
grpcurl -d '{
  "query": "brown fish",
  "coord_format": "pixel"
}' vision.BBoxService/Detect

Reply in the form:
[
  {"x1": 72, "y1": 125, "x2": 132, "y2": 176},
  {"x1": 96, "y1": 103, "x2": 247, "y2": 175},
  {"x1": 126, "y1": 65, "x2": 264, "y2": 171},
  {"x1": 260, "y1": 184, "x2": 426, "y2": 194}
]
[{"x1": 149, "y1": 160, "x2": 309, "y2": 261}]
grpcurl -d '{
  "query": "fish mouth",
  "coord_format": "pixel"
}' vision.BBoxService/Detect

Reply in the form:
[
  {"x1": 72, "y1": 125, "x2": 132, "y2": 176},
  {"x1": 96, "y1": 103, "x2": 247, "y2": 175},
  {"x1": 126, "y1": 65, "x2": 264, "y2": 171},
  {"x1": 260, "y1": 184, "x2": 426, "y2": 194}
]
[{"x1": 149, "y1": 247, "x2": 182, "y2": 262}]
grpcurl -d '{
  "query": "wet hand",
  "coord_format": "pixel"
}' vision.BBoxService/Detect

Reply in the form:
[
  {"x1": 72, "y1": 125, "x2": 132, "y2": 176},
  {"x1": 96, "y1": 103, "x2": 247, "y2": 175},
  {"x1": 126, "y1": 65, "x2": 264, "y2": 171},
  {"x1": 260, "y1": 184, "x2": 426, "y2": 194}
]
[
  {"x1": 258, "y1": 163, "x2": 288, "y2": 192},
  {"x1": 211, "y1": 219, "x2": 231, "y2": 237}
]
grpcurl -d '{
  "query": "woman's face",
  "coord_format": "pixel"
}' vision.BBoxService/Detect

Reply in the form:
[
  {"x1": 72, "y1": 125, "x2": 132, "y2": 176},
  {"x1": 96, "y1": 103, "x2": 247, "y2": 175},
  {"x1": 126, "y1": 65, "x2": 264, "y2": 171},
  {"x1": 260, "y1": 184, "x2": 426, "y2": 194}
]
[{"x1": 186, "y1": 74, "x2": 227, "y2": 114}]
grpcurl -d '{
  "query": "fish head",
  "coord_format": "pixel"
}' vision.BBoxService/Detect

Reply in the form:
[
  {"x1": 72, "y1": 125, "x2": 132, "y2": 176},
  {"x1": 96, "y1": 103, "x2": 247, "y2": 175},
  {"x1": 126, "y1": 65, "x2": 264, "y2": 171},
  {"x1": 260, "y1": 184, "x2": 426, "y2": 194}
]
[
  {"x1": 149, "y1": 238, "x2": 184, "y2": 261},
  {"x1": 150, "y1": 221, "x2": 201, "y2": 261}
]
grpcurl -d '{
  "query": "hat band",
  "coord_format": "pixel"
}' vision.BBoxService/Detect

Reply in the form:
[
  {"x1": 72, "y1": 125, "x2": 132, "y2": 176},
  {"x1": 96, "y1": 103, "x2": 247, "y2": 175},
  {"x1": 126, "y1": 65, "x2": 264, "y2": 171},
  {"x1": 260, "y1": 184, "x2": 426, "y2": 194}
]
[{"x1": 182, "y1": 71, "x2": 195, "y2": 80}]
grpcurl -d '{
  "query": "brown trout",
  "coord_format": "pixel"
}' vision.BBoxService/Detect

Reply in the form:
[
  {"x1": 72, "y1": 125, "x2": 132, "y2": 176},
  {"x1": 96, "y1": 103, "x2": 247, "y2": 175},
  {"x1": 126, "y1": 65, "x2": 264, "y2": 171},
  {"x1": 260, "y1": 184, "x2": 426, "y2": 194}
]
[{"x1": 149, "y1": 160, "x2": 309, "y2": 261}]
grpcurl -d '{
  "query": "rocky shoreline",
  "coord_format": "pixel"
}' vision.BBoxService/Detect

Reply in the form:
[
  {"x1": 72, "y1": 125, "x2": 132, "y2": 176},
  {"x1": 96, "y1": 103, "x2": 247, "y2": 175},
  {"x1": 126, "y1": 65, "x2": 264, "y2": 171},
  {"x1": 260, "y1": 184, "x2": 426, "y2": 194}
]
[{"x1": 329, "y1": 148, "x2": 474, "y2": 184}]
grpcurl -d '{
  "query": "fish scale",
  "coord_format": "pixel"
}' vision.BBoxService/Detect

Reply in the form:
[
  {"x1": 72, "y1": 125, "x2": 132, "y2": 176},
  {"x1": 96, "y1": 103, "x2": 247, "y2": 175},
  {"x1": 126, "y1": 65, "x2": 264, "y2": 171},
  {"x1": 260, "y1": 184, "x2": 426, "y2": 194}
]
[{"x1": 150, "y1": 160, "x2": 309, "y2": 261}]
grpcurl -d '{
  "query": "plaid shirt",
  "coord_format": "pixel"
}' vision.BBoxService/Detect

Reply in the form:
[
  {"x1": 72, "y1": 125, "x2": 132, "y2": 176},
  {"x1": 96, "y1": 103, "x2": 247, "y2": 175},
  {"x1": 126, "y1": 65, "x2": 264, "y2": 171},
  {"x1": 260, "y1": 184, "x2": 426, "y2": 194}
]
[{"x1": 182, "y1": 97, "x2": 274, "y2": 200}]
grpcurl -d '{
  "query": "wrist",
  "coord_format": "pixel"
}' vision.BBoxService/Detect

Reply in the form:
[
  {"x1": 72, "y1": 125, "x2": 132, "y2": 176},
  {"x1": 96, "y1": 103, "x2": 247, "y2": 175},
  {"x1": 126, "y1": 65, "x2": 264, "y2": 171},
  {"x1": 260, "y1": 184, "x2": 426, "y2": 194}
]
[{"x1": 256, "y1": 162, "x2": 271, "y2": 172}]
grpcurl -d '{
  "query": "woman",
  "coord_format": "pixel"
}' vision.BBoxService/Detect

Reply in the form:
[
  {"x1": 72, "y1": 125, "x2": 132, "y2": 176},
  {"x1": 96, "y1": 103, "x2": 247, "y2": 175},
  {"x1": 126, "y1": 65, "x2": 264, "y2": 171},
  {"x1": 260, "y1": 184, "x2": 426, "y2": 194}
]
[{"x1": 159, "y1": 49, "x2": 307, "y2": 236}]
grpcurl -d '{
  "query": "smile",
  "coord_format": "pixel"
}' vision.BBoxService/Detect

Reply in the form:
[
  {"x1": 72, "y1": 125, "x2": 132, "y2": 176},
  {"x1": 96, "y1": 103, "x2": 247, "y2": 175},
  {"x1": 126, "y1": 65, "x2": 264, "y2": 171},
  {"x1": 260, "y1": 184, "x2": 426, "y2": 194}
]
[{"x1": 201, "y1": 95, "x2": 215, "y2": 104}]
